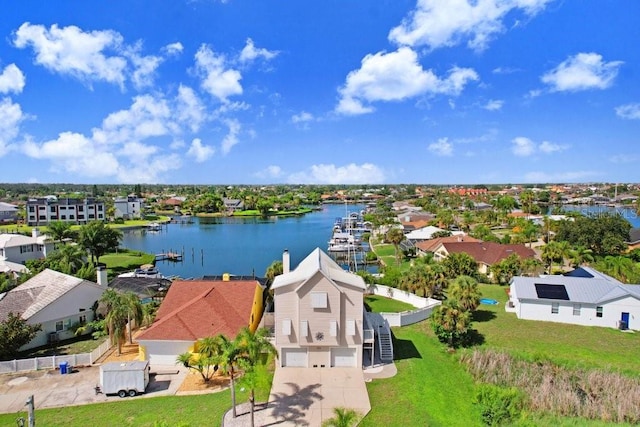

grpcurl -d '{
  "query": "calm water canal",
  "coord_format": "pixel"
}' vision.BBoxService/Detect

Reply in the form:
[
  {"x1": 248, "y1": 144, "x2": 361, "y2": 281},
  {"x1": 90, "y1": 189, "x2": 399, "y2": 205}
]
[{"x1": 121, "y1": 203, "x2": 364, "y2": 279}]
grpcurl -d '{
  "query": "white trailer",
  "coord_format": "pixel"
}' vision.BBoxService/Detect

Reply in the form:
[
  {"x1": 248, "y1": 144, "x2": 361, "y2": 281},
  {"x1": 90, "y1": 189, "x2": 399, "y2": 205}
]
[{"x1": 99, "y1": 361, "x2": 150, "y2": 398}]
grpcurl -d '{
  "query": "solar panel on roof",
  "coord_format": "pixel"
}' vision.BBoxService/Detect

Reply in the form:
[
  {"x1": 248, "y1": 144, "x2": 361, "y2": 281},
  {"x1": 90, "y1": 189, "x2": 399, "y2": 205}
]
[{"x1": 535, "y1": 283, "x2": 570, "y2": 300}]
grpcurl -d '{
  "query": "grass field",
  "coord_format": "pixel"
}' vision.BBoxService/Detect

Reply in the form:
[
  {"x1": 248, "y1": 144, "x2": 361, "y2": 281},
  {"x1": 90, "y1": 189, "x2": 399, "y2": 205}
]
[
  {"x1": 101, "y1": 250, "x2": 156, "y2": 273},
  {"x1": 365, "y1": 295, "x2": 415, "y2": 313}
]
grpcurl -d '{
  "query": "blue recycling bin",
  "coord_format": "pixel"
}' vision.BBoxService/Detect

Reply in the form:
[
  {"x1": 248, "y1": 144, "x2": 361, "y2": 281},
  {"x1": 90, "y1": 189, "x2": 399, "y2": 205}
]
[{"x1": 59, "y1": 361, "x2": 68, "y2": 374}]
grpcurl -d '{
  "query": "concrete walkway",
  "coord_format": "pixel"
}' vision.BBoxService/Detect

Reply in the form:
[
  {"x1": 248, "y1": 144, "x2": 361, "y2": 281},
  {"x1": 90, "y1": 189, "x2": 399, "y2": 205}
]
[{"x1": 224, "y1": 367, "x2": 371, "y2": 426}]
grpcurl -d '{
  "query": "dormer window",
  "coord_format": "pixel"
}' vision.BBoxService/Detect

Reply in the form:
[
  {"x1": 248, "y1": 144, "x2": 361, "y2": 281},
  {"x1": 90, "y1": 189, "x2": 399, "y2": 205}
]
[{"x1": 311, "y1": 292, "x2": 328, "y2": 309}]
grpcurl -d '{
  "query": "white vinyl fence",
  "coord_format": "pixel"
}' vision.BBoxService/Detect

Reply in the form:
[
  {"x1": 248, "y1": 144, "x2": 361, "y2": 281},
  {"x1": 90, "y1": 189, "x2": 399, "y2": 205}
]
[
  {"x1": 366, "y1": 284, "x2": 442, "y2": 327},
  {"x1": 0, "y1": 339, "x2": 111, "y2": 374}
]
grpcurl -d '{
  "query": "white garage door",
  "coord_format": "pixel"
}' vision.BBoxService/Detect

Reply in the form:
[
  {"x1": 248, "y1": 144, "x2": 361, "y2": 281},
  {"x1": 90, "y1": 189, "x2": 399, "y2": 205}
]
[
  {"x1": 282, "y1": 348, "x2": 308, "y2": 367},
  {"x1": 331, "y1": 347, "x2": 356, "y2": 367}
]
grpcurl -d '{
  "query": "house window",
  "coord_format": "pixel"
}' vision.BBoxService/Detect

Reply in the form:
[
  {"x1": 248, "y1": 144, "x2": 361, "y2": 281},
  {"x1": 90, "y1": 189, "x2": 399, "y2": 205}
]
[
  {"x1": 346, "y1": 319, "x2": 356, "y2": 336},
  {"x1": 551, "y1": 303, "x2": 559, "y2": 314},
  {"x1": 39, "y1": 215, "x2": 46, "y2": 220},
  {"x1": 78, "y1": 206, "x2": 84, "y2": 212},
  {"x1": 79, "y1": 314, "x2": 87, "y2": 324},
  {"x1": 311, "y1": 292, "x2": 328, "y2": 309},
  {"x1": 61, "y1": 215, "x2": 66, "y2": 220},
  {"x1": 69, "y1": 215, "x2": 75, "y2": 220},
  {"x1": 55, "y1": 320, "x2": 64, "y2": 332},
  {"x1": 300, "y1": 321, "x2": 308, "y2": 337},
  {"x1": 281, "y1": 318, "x2": 291, "y2": 336},
  {"x1": 573, "y1": 304, "x2": 581, "y2": 316},
  {"x1": 98, "y1": 205, "x2": 103, "y2": 211},
  {"x1": 596, "y1": 306, "x2": 603, "y2": 318},
  {"x1": 28, "y1": 206, "x2": 35, "y2": 213},
  {"x1": 329, "y1": 320, "x2": 338, "y2": 337},
  {"x1": 50, "y1": 206, "x2": 55, "y2": 212}
]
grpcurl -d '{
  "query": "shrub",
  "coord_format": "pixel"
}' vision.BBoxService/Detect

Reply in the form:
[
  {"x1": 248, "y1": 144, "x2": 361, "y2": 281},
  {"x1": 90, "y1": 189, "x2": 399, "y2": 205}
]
[{"x1": 476, "y1": 384, "x2": 525, "y2": 426}]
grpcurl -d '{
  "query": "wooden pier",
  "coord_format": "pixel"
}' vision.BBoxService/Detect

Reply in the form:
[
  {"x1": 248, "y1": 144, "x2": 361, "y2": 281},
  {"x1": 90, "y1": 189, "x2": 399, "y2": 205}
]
[{"x1": 155, "y1": 252, "x2": 183, "y2": 262}]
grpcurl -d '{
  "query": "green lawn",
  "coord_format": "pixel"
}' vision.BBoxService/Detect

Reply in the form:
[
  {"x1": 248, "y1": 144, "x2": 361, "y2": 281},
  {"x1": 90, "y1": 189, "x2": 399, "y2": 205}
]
[
  {"x1": 101, "y1": 250, "x2": 156, "y2": 273},
  {"x1": 365, "y1": 295, "x2": 415, "y2": 313},
  {"x1": 362, "y1": 321, "x2": 482, "y2": 427},
  {"x1": 19, "y1": 337, "x2": 107, "y2": 358},
  {"x1": 472, "y1": 284, "x2": 640, "y2": 375}
]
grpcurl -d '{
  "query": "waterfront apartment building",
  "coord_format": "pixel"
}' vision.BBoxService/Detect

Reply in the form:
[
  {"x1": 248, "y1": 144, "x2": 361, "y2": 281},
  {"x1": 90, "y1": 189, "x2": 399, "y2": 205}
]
[
  {"x1": 26, "y1": 197, "x2": 105, "y2": 226},
  {"x1": 114, "y1": 196, "x2": 145, "y2": 219}
]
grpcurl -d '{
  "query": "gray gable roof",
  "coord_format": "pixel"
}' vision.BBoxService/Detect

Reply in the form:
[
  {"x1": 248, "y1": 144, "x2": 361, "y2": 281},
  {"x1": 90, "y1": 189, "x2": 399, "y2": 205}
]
[
  {"x1": 628, "y1": 228, "x2": 640, "y2": 245},
  {"x1": 0, "y1": 269, "x2": 103, "y2": 322},
  {"x1": 511, "y1": 267, "x2": 640, "y2": 305}
]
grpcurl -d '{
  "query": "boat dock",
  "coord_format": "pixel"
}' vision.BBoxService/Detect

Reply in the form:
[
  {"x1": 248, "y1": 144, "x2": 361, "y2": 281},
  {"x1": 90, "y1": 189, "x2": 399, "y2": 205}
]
[{"x1": 155, "y1": 252, "x2": 183, "y2": 262}]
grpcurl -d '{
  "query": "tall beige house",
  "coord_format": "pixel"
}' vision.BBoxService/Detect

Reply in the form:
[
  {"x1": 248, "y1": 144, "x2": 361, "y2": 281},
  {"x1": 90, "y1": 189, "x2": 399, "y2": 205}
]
[{"x1": 272, "y1": 248, "x2": 366, "y2": 368}]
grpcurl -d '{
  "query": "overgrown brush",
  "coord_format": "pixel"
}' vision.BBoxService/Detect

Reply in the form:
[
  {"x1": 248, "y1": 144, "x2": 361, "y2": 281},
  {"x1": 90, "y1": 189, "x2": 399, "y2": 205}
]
[{"x1": 462, "y1": 349, "x2": 640, "y2": 423}]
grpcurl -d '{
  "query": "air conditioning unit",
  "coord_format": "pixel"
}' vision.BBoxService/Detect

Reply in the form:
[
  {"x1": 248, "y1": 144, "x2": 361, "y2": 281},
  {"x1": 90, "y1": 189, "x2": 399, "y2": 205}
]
[{"x1": 48, "y1": 332, "x2": 59, "y2": 343}]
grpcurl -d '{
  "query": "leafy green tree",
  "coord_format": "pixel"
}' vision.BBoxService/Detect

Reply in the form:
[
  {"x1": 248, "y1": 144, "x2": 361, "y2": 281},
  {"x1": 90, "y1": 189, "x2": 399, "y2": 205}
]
[
  {"x1": 217, "y1": 334, "x2": 243, "y2": 418},
  {"x1": 385, "y1": 227, "x2": 405, "y2": 266},
  {"x1": 265, "y1": 260, "x2": 283, "y2": 285},
  {"x1": 257, "y1": 199, "x2": 273, "y2": 216},
  {"x1": 442, "y1": 252, "x2": 478, "y2": 278},
  {"x1": 48, "y1": 244, "x2": 86, "y2": 274},
  {"x1": 46, "y1": 220, "x2": 75, "y2": 243},
  {"x1": 322, "y1": 407, "x2": 361, "y2": 427},
  {"x1": 0, "y1": 313, "x2": 42, "y2": 360},
  {"x1": 431, "y1": 300, "x2": 472, "y2": 348},
  {"x1": 399, "y1": 264, "x2": 444, "y2": 299},
  {"x1": 595, "y1": 256, "x2": 640, "y2": 284},
  {"x1": 448, "y1": 275, "x2": 481, "y2": 312},
  {"x1": 177, "y1": 336, "x2": 223, "y2": 383},
  {"x1": 568, "y1": 245, "x2": 594, "y2": 268},
  {"x1": 554, "y1": 213, "x2": 631, "y2": 256},
  {"x1": 78, "y1": 221, "x2": 122, "y2": 264},
  {"x1": 99, "y1": 289, "x2": 142, "y2": 355},
  {"x1": 490, "y1": 254, "x2": 524, "y2": 285}
]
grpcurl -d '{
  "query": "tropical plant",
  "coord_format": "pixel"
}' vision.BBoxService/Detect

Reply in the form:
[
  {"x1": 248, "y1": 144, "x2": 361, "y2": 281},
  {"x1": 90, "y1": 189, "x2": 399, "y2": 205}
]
[
  {"x1": 442, "y1": 252, "x2": 478, "y2": 278},
  {"x1": 568, "y1": 245, "x2": 594, "y2": 268},
  {"x1": 322, "y1": 407, "x2": 361, "y2": 427},
  {"x1": 99, "y1": 289, "x2": 142, "y2": 355},
  {"x1": 46, "y1": 220, "x2": 75, "y2": 243},
  {"x1": 399, "y1": 264, "x2": 444, "y2": 299},
  {"x1": 48, "y1": 244, "x2": 86, "y2": 274},
  {"x1": 0, "y1": 312, "x2": 42, "y2": 360},
  {"x1": 216, "y1": 334, "x2": 243, "y2": 418},
  {"x1": 448, "y1": 275, "x2": 481, "y2": 312},
  {"x1": 385, "y1": 227, "x2": 405, "y2": 266},
  {"x1": 78, "y1": 221, "x2": 122, "y2": 264},
  {"x1": 177, "y1": 336, "x2": 223, "y2": 383},
  {"x1": 431, "y1": 300, "x2": 472, "y2": 348}
]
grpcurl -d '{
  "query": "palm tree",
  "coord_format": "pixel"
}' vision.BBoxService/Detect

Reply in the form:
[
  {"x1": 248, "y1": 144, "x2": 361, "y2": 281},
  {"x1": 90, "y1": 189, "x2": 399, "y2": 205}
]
[
  {"x1": 216, "y1": 334, "x2": 243, "y2": 418},
  {"x1": 123, "y1": 292, "x2": 143, "y2": 344},
  {"x1": 568, "y1": 245, "x2": 594, "y2": 268},
  {"x1": 430, "y1": 300, "x2": 472, "y2": 348},
  {"x1": 385, "y1": 227, "x2": 405, "y2": 266},
  {"x1": 50, "y1": 244, "x2": 86, "y2": 274},
  {"x1": 235, "y1": 327, "x2": 277, "y2": 427},
  {"x1": 448, "y1": 275, "x2": 481, "y2": 312},
  {"x1": 47, "y1": 220, "x2": 75, "y2": 244},
  {"x1": 322, "y1": 407, "x2": 360, "y2": 427},
  {"x1": 100, "y1": 289, "x2": 141, "y2": 354},
  {"x1": 78, "y1": 221, "x2": 122, "y2": 265},
  {"x1": 265, "y1": 260, "x2": 283, "y2": 284}
]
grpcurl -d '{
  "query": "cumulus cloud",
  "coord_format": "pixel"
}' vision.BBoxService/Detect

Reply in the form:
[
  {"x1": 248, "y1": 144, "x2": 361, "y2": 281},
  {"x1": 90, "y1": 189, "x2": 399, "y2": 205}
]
[
  {"x1": 176, "y1": 85, "x2": 207, "y2": 132},
  {"x1": 0, "y1": 97, "x2": 25, "y2": 156},
  {"x1": 163, "y1": 42, "x2": 184, "y2": 56},
  {"x1": 288, "y1": 163, "x2": 385, "y2": 184},
  {"x1": 615, "y1": 103, "x2": 640, "y2": 120},
  {"x1": 0, "y1": 64, "x2": 26, "y2": 94},
  {"x1": 239, "y1": 38, "x2": 278, "y2": 63},
  {"x1": 195, "y1": 44, "x2": 243, "y2": 102},
  {"x1": 13, "y1": 22, "x2": 170, "y2": 90},
  {"x1": 388, "y1": 0, "x2": 552, "y2": 51},
  {"x1": 483, "y1": 99, "x2": 504, "y2": 111},
  {"x1": 428, "y1": 137, "x2": 453, "y2": 156},
  {"x1": 221, "y1": 118, "x2": 241, "y2": 154},
  {"x1": 187, "y1": 138, "x2": 215, "y2": 162},
  {"x1": 254, "y1": 165, "x2": 283, "y2": 180},
  {"x1": 541, "y1": 53, "x2": 623, "y2": 92},
  {"x1": 336, "y1": 47, "x2": 478, "y2": 115},
  {"x1": 512, "y1": 137, "x2": 568, "y2": 156},
  {"x1": 292, "y1": 111, "x2": 314, "y2": 123}
]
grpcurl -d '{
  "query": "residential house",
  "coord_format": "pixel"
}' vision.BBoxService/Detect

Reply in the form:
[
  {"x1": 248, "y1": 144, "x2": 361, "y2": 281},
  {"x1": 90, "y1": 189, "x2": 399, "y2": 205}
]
[
  {"x1": 415, "y1": 235, "x2": 481, "y2": 257},
  {"x1": 432, "y1": 241, "x2": 537, "y2": 277},
  {"x1": 0, "y1": 229, "x2": 55, "y2": 268},
  {"x1": 26, "y1": 197, "x2": 105, "y2": 226},
  {"x1": 508, "y1": 267, "x2": 640, "y2": 330},
  {"x1": 0, "y1": 202, "x2": 19, "y2": 223},
  {"x1": 272, "y1": 248, "x2": 366, "y2": 368},
  {"x1": 114, "y1": 196, "x2": 145, "y2": 219},
  {"x1": 627, "y1": 228, "x2": 640, "y2": 252},
  {"x1": 222, "y1": 198, "x2": 245, "y2": 213},
  {"x1": 0, "y1": 268, "x2": 107, "y2": 350},
  {"x1": 137, "y1": 276, "x2": 265, "y2": 365},
  {"x1": 405, "y1": 225, "x2": 464, "y2": 242}
]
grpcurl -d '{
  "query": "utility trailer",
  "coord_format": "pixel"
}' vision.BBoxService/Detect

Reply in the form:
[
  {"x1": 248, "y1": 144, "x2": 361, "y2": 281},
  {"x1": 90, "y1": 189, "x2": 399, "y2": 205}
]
[{"x1": 99, "y1": 360, "x2": 150, "y2": 398}]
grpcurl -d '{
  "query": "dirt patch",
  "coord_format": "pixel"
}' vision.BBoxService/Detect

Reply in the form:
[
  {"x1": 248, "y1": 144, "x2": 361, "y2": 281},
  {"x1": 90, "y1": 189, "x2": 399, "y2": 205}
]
[
  {"x1": 177, "y1": 370, "x2": 229, "y2": 393},
  {"x1": 100, "y1": 341, "x2": 140, "y2": 363}
]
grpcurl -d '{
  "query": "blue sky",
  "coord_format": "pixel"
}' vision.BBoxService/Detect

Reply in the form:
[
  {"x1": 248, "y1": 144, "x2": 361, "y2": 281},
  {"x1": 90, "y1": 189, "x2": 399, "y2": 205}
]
[{"x1": 0, "y1": 0, "x2": 638, "y2": 185}]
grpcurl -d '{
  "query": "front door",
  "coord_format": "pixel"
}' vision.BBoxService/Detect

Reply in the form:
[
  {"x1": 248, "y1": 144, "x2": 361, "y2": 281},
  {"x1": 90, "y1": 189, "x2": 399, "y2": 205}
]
[{"x1": 621, "y1": 312, "x2": 630, "y2": 329}]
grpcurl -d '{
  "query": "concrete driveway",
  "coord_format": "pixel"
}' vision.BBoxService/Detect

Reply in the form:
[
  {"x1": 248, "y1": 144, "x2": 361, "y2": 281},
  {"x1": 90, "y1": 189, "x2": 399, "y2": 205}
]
[
  {"x1": 0, "y1": 365, "x2": 187, "y2": 414},
  {"x1": 263, "y1": 367, "x2": 371, "y2": 426}
]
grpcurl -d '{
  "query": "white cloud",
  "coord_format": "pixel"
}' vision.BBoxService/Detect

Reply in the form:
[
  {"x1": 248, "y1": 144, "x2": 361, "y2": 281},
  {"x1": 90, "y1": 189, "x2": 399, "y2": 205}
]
[
  {"x1": 523, "y1": 170, "x2": 600, "y2": 183},
  {"x1": 0, "y1": 64, "x2": 25, "y2": 94},
  {"x1": 388, "y1": 0, "x2": 552, "y2": 51},
  {"x1": 428, "y1": 137, "x2": 453, "y2": 156},
  {"x1": 288, "y1": 163, "x2": 385, "y2": 184},
  {"x1": 187, "y1": 138, "x2": 215, "y2": 162},
  {"x1": 511, "y1": 136, "x2": 535, "y2": 156},
  {"x1": 336, "y1": 47, "x2": 478, "y2": 115},
  {"x1": 0, "y1": 97, "x2": 25, "y2": 156},
  {"x1": 492, "y1": 66, "x2": 520, "y2": 74},
  {"x1": 483, "y1": 99, "x2": 504, "y2": 111},
  {"x1": 609, "y1": 154, "x2": 638, "y2": 164},
  {"x1": 176, "y1": 85, "x2": 207, "y2": 132},
  {"x1": 195, "y1": 44, "x2": 243, "y2": 102},
  {"x1": 512, "y1": 137, "x2": 567, "y2": 156},
  {"x1": 125, "y1": 43, "x2": 163, "y2": 89},
  {"x1": 541, "y1": 53, "x2": 623, "y2": 92},
  {"x1": 221, "y1": 118, "x2": 241, "y2": 154},
  {"x1": 615, "y1": 103, "x2": 640, "y2": 120},
  {"x1": 239, "y1": 38, "x2": 278, "y2": 63},
  {"x1": 255, "y1": 165, "x2": 283, "y2": 179},
  {"x1": 116, "y1": 153, "x2": 182, "y2": 183},
  {"x1": 292, "y1": 111, "x2": 314, "y2": 123},
  {"x1": 118, "y1": 141, "x2": 158, "y2": 158},
  {"x1": 163, "y1": 42, "x2": 184, "y2": 56},
  {"x1": 13, "y1": 23, "x2": 128, "y2": 88}
]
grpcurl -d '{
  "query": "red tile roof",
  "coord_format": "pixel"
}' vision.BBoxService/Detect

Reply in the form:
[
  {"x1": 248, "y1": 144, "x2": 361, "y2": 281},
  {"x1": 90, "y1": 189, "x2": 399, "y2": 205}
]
[
  {"x1": 416, "y1": 235, "x2": 481, "y2": 253},
  {"x1": 439, "y1": 241, "x2": 537, "y2": 265},
  {"x1": 137, "y1": 279, "x2": 258, "y2": 341}
]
